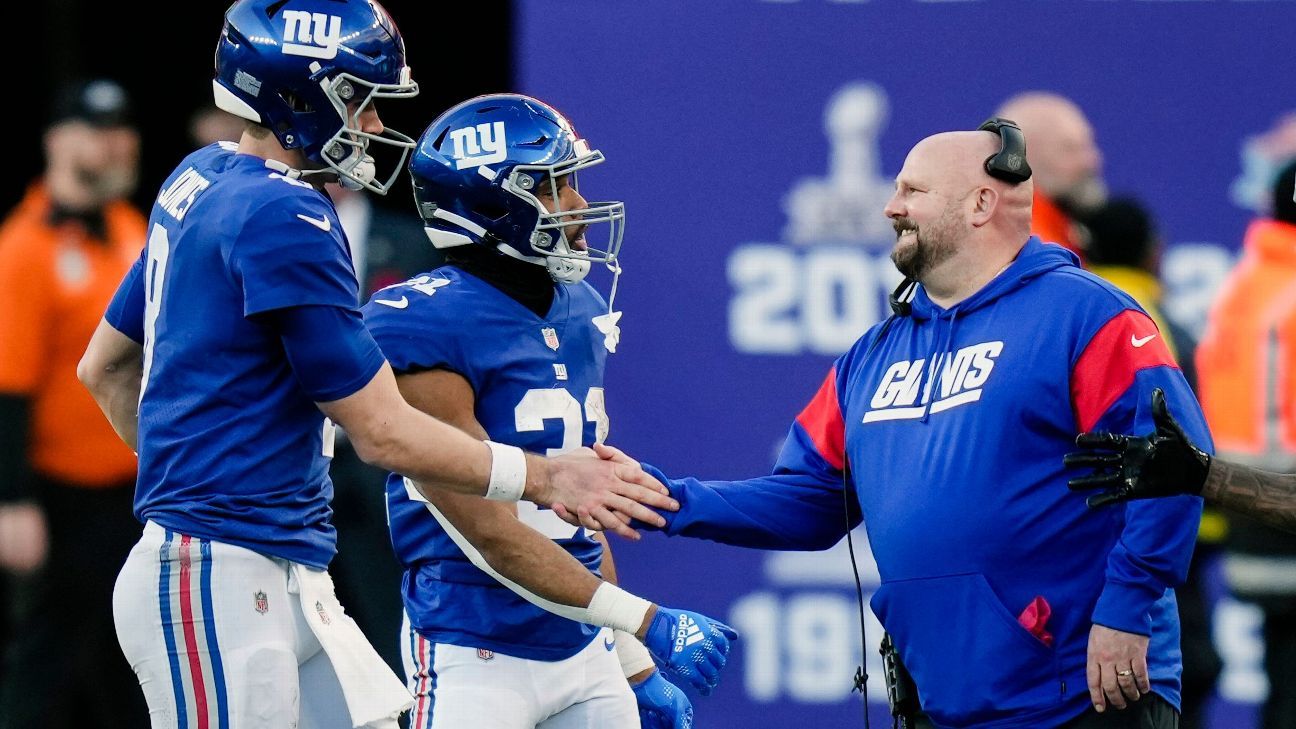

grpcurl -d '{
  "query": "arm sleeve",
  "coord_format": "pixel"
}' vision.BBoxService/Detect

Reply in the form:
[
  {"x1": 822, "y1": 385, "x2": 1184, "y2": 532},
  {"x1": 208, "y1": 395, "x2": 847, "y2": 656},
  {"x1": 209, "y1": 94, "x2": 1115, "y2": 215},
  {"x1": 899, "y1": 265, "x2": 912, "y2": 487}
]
[
  {"x1": 104, "y1": 248, "x2": 146, "y2": 343},
  {"x1": 362, "y1": 292, "x2": 479, "y2": 390},
  {"x1": 644, "y1": 366, "x2": 861, "y2": 551},
  {"x1": 229, "y1": 197, "x2": 359, "y2": 316},
  {"x1": 1072, "y1": 308, "x2": 1211, "y2": 635},
  {"x1": 259, "y1": 305, "x2": 385, "y2": 402}
]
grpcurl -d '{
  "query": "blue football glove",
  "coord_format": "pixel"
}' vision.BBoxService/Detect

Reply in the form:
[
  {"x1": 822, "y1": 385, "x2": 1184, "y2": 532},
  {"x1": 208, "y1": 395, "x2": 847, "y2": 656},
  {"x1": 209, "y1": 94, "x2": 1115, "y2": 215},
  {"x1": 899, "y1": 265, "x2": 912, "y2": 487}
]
[
  {"x1": 632, "y1": 670, "x2": 694, "y2": 729},
  {"x1": 642, "y1": 606, "x2": 738, "y2": 695}
]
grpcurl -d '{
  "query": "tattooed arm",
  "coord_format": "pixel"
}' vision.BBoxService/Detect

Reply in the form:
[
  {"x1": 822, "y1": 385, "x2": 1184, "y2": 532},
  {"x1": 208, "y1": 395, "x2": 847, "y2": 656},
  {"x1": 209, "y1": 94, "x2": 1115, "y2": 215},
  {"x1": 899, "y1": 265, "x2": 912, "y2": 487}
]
[
  {"x1": 1201, "y1": 460, "x2": 1296, "y2": 534},
  {"x1": 1066, "y1": 388, "x2": 1296, "y2": 534}
]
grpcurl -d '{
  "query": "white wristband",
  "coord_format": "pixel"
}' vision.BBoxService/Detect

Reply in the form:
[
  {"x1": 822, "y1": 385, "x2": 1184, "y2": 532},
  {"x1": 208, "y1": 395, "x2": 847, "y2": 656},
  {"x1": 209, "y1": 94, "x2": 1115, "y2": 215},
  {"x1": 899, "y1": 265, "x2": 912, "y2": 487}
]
[
  {"x1": 588, "y1": 582, "x2": 653, "y2": 635},
  {"x1": 614, "y1": 630, "x2": 655, "y2": 678},
  {"x1": 484, "y1": 441, "x2": 527, "y2": 502}
]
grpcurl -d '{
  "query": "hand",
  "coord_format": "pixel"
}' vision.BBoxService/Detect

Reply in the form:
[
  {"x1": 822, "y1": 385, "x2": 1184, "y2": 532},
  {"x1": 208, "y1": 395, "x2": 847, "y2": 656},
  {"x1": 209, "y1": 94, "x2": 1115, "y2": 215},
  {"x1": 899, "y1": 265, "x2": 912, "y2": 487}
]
[
  {"x1": 0, "y1": 502, "x2": 48, "y2": 574},
  {"x1": 1086, "y1": 624, "x2": 1151, "y2": 712},
  {"x1": 1065, "y1": 388, "x2": 1210, "y2": 507},
  {"x1": 631, "y1": 669, "x2": 694, "y2": 729},
  {"x1": 542, "y1": 445, "x2": 678, "y2": 541},
  {"x1": 640, "y1": 605, "x2": 738, "y2": 696}
]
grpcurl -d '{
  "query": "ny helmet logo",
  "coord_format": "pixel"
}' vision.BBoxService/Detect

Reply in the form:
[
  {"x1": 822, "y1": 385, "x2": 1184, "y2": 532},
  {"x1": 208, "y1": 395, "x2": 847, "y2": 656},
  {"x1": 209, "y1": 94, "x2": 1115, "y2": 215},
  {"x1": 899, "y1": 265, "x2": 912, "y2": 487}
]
[
  {"x1": 282, "y1": 10, "x2": 342, "y2": 60},
  {"x1": 448, "y1": 122, "x2": 508, "y2": 170}
]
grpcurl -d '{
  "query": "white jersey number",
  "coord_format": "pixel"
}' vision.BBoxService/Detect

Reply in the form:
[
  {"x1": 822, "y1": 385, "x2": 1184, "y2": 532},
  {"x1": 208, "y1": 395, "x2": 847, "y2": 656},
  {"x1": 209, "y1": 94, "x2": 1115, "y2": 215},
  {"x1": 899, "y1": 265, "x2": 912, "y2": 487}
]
[
  {"x1": 139, "y1": 224, "x2": 172, "y2": 402},
  {"x1": 512, "y1": 387, "x2": 609, "y2": 539}
]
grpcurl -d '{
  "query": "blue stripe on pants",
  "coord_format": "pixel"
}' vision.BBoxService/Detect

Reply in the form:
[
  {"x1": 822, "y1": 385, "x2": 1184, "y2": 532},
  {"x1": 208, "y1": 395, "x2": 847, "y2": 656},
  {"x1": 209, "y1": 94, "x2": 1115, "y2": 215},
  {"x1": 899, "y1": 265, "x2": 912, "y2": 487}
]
[
  {"x1": 159, "y1": 529, "x2": 188, "y2": 729},
  {"x1": 198, "y1": 540, "x2": 229, "y2": 729}
]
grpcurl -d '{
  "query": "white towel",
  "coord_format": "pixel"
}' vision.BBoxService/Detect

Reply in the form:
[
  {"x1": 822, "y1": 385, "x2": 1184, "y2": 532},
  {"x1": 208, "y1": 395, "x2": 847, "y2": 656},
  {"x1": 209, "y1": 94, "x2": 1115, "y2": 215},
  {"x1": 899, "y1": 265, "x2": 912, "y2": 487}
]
[{"x1": 289, "y1": 563, "x2": 413, "y2": 728}]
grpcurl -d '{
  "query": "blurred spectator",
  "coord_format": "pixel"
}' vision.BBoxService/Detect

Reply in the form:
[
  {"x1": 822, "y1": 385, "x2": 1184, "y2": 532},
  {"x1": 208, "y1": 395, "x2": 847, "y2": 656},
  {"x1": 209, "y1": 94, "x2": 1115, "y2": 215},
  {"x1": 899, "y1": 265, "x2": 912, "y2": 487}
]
[
  {"x1": 325, "y1": 181, "x2": 443, "y2": 674},
  {"x1": 997, "y1": 92, "x2": 1106, "y2": 260},
  {"x1": 1196, "y1": 157, "x2": 1296, "y2": 729},
  {"x1": 0, "y1": 79, "x2": 148, "y2": 726},
  {"x1": 187, "y1": 102, "x2": 246, "y2": 147},
  {"x1": 1080, "y1": 197, "x2": 1223, "y2": 729}
]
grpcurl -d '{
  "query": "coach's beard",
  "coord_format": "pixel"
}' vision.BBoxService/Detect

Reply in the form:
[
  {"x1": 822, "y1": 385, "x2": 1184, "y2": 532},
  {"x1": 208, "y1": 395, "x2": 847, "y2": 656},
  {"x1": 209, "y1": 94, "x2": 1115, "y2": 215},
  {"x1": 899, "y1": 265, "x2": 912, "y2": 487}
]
[{"x1": 890, "y1": 216, "x2": 957, "y2": 280}]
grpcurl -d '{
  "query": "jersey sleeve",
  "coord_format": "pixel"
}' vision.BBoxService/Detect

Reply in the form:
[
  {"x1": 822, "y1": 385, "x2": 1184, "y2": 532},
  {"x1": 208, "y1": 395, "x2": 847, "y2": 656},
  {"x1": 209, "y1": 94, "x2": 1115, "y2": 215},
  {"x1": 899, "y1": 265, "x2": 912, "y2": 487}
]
[
  {"x1": 0, "y1": 237, "x2": 51, "y2": 394},
  {"x1": 228, "y1": 194, "x2": 359, "y2": 316},
  {"x1": 1071, "y1": 306, "x2": 1210, "y2": 635},
  {"x1": 641, "y1": 364, "x2": 858, "y2": 551},
  {"x1": 362, "y1": 285, "x2": 479, "y2": 391},
  {"x1": 264, "y1": 305, "x2": 385, "y2": 402},
  {"x1": 104, "y1": 246, "x2": 146, "y2": 344}
]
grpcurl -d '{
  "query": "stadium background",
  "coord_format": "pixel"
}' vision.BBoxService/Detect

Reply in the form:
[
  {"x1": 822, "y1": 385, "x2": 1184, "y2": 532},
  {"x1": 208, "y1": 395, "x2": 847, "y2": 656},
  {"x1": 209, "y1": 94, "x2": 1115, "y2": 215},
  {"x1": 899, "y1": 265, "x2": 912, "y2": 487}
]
[{"x1": 13, "y1": 0, "x2": 1292, "y2": 726}]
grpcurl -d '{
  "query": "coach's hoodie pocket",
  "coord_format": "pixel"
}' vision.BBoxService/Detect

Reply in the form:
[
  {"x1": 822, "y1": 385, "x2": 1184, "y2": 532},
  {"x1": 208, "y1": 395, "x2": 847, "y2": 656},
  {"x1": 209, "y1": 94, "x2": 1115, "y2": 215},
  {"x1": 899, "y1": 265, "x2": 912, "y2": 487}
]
[{"x1": 870, "y1": 573, "x2": 1060, "y2": 728}]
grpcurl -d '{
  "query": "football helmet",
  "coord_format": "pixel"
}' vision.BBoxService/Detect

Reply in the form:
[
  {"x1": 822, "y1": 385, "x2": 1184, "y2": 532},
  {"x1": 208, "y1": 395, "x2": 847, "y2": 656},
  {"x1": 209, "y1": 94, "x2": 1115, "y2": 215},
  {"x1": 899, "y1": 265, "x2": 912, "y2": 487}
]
[
  {"x1": 408, "y1": 94, "x2": 625, "y2": 284},
  {"x1": 212, "y1": 0, "x2": 419, "y2": 194}
]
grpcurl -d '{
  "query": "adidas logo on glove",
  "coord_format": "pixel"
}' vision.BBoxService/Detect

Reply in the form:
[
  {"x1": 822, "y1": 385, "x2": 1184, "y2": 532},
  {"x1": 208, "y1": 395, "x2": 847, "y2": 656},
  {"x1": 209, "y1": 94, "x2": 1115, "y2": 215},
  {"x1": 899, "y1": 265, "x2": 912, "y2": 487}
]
[{"x1": 674, "y1": 614, "x2": 704, "y2": 653}]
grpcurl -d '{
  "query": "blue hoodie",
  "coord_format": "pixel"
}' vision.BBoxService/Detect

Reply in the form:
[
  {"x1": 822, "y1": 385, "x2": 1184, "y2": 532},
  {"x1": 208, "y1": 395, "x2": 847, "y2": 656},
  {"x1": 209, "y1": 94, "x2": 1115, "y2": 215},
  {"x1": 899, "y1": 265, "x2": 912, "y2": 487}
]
[{"x1": 644, "y1": 238, "x2": 1208, "y2": 729}]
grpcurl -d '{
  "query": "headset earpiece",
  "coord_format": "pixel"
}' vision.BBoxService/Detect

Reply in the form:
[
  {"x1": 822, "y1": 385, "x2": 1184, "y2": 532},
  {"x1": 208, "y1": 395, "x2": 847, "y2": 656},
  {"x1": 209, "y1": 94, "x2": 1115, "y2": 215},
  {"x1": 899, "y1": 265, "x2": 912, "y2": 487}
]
[{"x1": 977, "y1": 117, "x2": 1032, "y2": 185}]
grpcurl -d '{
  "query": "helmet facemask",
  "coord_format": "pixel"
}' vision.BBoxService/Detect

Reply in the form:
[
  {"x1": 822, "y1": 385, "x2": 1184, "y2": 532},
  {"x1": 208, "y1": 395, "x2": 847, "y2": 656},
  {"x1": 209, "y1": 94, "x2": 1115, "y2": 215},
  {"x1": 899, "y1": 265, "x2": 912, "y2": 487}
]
[
  {"x1": 501, "y1": 143, "x2": 625, "y2": 285},
  {"x1": 315, "y1": 68, "x2": 418, "y2": 195}
]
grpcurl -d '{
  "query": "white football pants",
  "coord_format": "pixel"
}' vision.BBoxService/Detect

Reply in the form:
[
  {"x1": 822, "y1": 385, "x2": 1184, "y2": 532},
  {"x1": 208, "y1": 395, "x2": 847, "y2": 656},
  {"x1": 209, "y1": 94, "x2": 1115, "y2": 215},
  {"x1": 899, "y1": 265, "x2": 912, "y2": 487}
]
[
  {"x1": 114, "y1": 521, "x2": 403, "y2": 729},
  {"x1": 401, "y1": 613, "x2": 639, "y2": 729}
]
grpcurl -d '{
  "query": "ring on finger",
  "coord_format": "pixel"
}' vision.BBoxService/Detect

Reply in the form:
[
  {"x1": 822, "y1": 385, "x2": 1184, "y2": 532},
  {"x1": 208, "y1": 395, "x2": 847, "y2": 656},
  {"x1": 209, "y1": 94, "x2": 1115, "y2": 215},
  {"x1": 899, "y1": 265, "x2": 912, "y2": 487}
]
[{"x1": 1115, "y1": 669, "x2": 1134, "y2": 678}]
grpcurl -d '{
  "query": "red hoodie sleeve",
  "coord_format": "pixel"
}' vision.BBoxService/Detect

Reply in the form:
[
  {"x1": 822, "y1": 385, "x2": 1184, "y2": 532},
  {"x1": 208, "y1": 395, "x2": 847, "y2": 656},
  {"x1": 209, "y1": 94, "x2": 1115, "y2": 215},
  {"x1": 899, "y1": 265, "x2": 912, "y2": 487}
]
[{"x1": 1071, "y1": 307, "x2": 1209, "y2": 635}]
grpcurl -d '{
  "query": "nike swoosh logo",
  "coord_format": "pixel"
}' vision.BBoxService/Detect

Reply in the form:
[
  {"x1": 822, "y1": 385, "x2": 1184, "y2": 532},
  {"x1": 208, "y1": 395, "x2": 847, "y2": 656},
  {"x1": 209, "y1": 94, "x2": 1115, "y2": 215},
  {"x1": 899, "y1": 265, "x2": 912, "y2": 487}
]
[
  {"x1": 604, "y1": 637, "x2": 615, "y2": 651},
  {"x1": 1131, "y1": 333, "x2": 1157, "y2": 348},
  {"x1": 296, "y1": 213, "x2": 331, "y2": 232},
  {"x1": 375, "y1": 296, "x2": 409, "y2": 309}
]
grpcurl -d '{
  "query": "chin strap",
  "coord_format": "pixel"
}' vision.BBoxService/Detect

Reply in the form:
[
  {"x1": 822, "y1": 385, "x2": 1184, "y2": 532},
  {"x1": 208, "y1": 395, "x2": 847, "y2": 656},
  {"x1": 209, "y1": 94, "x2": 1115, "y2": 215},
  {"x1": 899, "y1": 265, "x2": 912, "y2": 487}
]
[{"x1": 591, "y1": 258, "x2": 624, "y2": 354}]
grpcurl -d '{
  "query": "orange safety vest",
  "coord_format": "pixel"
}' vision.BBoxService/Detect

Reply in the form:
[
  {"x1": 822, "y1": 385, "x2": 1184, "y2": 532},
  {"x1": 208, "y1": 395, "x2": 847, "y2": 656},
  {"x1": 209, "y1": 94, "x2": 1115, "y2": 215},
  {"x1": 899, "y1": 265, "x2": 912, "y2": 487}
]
[
  {"x1": 0, "y1": 183, "x2": 145, "y2": 487},
  {"x1": 1197, "y1": 219, "x2": 1296, "y2": 463}
]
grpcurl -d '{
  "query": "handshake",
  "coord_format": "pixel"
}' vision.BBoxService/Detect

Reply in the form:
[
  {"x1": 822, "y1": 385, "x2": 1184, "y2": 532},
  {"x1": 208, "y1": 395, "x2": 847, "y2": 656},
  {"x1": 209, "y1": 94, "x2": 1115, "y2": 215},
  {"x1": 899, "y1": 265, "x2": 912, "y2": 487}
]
[{"x1": 534, "y1": 443, "x2": 678, "y2": 541}]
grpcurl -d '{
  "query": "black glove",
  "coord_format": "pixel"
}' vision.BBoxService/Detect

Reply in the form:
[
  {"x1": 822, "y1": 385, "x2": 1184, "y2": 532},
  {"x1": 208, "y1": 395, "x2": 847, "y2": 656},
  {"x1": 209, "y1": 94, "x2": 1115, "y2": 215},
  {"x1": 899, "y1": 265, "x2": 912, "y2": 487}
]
[{"x1": 1064, "y1": 388, "x2": 1210, "y2": 507}]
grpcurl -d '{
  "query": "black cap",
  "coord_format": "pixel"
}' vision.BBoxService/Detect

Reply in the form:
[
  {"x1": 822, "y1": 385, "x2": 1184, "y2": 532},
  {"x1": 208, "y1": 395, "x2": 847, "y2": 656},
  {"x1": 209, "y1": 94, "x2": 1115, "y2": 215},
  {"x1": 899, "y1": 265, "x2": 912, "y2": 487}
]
[
  {"x1": 1079, "y1": 197, "x2": 1156, "y2": 269},
  {"x1": 49, "y1": 79, "x2": 134, "y2": 128}
]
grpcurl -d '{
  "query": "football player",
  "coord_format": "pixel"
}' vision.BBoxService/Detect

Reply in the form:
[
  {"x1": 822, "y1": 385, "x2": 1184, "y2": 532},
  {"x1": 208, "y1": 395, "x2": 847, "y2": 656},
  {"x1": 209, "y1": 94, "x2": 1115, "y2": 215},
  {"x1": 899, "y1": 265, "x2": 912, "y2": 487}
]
[
  {"x1": 76, "y1": 3, "x2": 676, "y2": 727},
  {"x1": 364, "y1": 94, "x2": 734, "y2": 729}
]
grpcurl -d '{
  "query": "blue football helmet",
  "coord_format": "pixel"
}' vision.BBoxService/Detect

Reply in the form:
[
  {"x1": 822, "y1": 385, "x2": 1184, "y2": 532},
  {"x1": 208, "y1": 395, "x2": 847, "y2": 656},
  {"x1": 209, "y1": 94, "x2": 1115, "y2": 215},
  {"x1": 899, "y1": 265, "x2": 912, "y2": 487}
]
[
  {"x1": 408, "y1": 94, "x2": 625, "y2": 284},
  {"x1": 212, "y1": 0, "x2": 419, "y2": 194}
]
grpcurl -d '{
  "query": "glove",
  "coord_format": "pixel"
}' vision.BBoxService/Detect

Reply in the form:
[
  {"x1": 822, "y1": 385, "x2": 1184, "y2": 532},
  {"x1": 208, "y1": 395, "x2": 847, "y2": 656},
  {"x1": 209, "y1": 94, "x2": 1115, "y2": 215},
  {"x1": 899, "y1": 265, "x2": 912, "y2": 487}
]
[
  {"x1": 642, "y1": 606, "x2": 738, "y2": 696},
  {"x1": 1064, "y1": 387, "x2": 1210, "y2": 507},
  {"x1": 632, "y1": 670, "x2": 694, "y2": 729}
]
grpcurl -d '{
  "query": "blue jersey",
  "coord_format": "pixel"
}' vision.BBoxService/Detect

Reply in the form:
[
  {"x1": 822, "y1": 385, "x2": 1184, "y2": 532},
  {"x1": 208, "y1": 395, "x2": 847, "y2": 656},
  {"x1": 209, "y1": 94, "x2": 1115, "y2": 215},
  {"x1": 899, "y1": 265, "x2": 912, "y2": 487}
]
[
  {"x1": 105, "y1": 143, "x2": 379, "y2": 568},
  {"x1": 363, "y1": 267, "x2": 609, "y2": 662}
]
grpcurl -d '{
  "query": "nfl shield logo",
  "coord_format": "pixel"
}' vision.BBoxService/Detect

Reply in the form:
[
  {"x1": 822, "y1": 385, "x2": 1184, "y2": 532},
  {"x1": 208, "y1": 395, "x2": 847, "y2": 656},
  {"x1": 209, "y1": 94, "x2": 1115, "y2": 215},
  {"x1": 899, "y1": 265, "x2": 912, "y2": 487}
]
[
  {"x1": 254, "y1": 591, "x2": 269, "y2": 615},
  {"x1": 315, "y1": 600, "x2": 332, "y2": 625},
  {"x1": 477, "y1": 648, "x2": 494, "y2": 661},
  {"x1": 541, "y1": 327, "x2": 560, "y2": 351}
]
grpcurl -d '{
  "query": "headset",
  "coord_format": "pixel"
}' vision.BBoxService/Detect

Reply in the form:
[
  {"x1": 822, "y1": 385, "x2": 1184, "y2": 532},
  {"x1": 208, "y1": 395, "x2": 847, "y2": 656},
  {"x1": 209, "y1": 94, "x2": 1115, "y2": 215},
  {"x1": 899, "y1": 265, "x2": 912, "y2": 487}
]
[{"x1": 977, "y1": 117, "x2": 1033, "y2": 185}]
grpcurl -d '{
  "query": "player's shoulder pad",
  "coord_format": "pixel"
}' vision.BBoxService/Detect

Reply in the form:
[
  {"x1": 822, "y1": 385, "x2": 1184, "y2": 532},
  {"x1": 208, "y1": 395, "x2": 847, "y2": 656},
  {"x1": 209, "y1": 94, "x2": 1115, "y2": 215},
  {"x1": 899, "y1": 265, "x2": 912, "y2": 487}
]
[
  {"x1": 238, "y1": 174, "x2": 339, "y2": 236},
  {"x1": 362, "y1": 266, "x2": 469, "y2": 326}
]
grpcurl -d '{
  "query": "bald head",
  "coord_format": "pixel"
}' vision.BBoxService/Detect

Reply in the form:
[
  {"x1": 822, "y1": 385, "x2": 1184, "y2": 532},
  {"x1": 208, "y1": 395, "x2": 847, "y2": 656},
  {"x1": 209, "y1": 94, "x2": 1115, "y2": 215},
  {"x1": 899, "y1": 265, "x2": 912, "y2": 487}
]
[
  {"x1": 898, "y1": 131, "x2": 1033, "y2": 229},
  {"x1": 883, "y1": 131, "x2": 1033, "y2": 287},
  {"x1": 908, "y1": 132, "x2": 998, "y2": 186},
  {"x1": 996, "y1": 92, "x2": 1104, "y2": 208}
]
